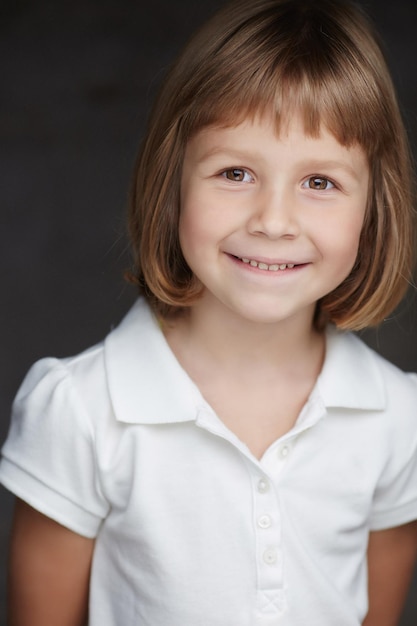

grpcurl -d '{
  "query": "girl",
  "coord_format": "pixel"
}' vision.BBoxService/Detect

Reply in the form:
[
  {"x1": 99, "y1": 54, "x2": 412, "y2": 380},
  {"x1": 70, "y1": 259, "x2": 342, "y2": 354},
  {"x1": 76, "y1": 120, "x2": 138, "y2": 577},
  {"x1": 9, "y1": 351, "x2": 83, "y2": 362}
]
[{"x1": 1, "y1": 0, "x2": 417, "y2": 625}]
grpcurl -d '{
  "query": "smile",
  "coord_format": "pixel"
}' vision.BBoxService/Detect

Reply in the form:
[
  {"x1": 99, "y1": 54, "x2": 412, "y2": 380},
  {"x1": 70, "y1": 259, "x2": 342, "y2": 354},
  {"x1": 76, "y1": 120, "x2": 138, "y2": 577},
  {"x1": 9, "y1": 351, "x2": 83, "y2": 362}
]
[{"x1": 239, "y1": 257, "x2": 296, "y2": 271}]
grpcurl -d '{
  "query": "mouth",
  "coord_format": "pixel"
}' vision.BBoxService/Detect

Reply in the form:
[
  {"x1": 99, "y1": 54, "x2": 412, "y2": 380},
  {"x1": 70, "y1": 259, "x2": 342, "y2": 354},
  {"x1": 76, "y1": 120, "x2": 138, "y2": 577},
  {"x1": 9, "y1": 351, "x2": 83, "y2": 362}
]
[{"x1": 236, "y1": 256, "x2": 297, "y2": 272}]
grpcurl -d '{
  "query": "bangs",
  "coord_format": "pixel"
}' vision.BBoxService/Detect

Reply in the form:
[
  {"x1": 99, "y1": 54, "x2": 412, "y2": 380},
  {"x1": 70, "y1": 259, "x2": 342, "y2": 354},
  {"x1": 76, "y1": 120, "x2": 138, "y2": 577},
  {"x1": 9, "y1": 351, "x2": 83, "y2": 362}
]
[{"x1": 186, "y1": 69, "x2": 380, "y2": 152}]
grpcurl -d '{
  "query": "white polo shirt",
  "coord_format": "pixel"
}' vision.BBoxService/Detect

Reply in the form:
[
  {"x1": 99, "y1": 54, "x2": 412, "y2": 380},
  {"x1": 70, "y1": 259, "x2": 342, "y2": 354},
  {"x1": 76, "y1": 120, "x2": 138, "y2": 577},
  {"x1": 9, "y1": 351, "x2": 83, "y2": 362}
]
[{"x1": 1, "y1": 298, "x2": 417, "y2": 626}]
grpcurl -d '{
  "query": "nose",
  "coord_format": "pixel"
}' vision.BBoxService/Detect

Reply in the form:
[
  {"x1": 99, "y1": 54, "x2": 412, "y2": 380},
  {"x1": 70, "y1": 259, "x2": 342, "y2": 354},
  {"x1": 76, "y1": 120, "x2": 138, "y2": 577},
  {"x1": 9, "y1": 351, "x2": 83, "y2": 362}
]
[{"x1": 247, "y1": 184, "x2": 300, "y2": 239}]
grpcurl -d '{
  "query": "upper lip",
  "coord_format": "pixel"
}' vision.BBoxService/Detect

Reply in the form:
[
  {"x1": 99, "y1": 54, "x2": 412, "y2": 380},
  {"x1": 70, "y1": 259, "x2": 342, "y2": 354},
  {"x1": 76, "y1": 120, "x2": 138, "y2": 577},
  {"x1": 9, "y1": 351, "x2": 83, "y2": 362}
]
[{"x1": 230, "y1": 253, "x2": 303, "y2": 265}]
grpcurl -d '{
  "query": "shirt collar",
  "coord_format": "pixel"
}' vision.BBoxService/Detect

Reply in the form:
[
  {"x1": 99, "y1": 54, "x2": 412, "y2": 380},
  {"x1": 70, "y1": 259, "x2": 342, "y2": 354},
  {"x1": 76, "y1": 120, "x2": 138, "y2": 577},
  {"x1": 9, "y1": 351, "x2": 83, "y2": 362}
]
[
  {"x1": 315, "y1": 325, "x2": 386, "y2": 410},
  {"x1": 104, "y1": 299, "x2": 202, "y2": 424},
  {"x1": 104, "y1": 300, "x2": 386, "y2": 425}
]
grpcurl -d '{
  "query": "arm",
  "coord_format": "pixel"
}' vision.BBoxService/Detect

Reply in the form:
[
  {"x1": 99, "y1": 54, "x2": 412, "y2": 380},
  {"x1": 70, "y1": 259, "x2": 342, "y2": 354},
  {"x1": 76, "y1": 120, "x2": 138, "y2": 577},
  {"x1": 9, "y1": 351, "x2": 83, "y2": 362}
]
[
  {"x1": 7, "y1": 498, "x2": 95, "y2": 626},
  {"x1": 363, "y1": 521, "x2": 417, "y2": 626}
]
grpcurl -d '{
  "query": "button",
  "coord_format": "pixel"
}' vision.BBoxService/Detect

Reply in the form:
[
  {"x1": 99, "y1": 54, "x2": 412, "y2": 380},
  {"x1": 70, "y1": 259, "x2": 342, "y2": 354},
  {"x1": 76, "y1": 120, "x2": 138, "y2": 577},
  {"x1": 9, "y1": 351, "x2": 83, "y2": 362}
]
[
  {"x1": 257, "y1": 515, "x2": 272, "y2": 529},
  {"x1": 279, "y1": 445, "x2": 290, "y2": 459},
  {"x1": 263, "y1": 548, "x2": 277, "y2": 565},
  {"x1": 257, "y1": 478, "x2": 270, "y2": 493}
]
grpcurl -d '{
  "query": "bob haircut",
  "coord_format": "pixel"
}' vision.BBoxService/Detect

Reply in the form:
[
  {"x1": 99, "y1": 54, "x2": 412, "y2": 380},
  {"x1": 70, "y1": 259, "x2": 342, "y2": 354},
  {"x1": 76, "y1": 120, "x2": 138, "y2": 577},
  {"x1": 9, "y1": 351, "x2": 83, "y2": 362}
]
[{"x1": 128, "y1": 0, "x2": 415, "y2": 330}]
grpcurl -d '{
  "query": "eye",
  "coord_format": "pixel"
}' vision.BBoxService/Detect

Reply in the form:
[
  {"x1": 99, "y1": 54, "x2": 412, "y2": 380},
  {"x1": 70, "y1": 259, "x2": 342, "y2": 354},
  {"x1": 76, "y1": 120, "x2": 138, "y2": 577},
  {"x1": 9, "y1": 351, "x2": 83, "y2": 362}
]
[
  {"x1": 304, "y1": 176, "x2": 335, "y2": 191},
  {"x1": 222, "y1": 168, "x2": 253, "y2": 183}
]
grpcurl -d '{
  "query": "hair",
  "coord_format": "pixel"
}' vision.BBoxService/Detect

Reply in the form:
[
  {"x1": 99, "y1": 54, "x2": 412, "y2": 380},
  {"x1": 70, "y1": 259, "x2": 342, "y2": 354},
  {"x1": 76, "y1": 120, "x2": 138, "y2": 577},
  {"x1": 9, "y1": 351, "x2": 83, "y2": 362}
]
[{"x1": 127, "y1": 0, "x2": 415, "y2": 331}]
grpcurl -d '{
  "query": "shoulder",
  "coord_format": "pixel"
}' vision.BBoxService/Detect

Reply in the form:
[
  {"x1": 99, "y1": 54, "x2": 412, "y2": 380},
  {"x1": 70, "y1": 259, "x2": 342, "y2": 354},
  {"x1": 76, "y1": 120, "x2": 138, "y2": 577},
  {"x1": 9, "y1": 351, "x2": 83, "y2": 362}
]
[{"x1": 12, "y1": 341, "x2": 108, "y2": 428}]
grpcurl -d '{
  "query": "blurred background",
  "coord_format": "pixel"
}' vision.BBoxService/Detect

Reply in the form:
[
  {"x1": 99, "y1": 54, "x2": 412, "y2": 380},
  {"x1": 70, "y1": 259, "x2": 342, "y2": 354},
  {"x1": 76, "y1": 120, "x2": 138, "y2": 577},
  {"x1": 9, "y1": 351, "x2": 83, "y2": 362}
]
[{"x1": 1, "y1": 0, "x2": 416, "y2": 622}]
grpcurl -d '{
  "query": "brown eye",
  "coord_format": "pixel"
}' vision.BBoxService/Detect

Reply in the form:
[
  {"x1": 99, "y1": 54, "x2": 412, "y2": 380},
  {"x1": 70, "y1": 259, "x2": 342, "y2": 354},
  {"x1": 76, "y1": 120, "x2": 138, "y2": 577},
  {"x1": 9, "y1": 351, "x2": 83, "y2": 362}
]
[
  {"x1": 308, "y1": 177, "x2": 333, "y2": 190},
  {"x1": 223, "y1": 168, "x2": 248, "y2": 182}
]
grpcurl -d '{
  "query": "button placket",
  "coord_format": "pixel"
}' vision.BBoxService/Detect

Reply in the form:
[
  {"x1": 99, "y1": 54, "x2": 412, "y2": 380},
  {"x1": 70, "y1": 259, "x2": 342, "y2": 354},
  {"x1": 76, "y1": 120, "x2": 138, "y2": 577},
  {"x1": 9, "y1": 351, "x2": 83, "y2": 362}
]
[{"x1": 252, "y1": 472, "x2": 284, "y2": 615}]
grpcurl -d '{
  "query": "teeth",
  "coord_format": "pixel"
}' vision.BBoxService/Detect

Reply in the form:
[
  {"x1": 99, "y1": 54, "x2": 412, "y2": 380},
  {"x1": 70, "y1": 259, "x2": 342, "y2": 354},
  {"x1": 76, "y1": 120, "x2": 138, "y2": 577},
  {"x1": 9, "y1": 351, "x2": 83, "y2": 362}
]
[{"x1": 241, "y1": 258, "x2": 295, "y2": 271}]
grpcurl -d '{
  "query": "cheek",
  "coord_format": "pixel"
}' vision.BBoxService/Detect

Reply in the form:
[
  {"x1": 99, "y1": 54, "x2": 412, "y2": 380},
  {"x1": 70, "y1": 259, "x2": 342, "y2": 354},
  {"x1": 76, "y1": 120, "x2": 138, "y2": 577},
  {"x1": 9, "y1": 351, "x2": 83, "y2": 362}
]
[
  {"x1": 317, "y1": 212, "x2": 365, "y2": 268},
  {"x1": 178, "y1": 199, "x2": 209, "y2": 264},
  {"x1": 179, "y1": 190, "x2": 220, "y2": 250}
]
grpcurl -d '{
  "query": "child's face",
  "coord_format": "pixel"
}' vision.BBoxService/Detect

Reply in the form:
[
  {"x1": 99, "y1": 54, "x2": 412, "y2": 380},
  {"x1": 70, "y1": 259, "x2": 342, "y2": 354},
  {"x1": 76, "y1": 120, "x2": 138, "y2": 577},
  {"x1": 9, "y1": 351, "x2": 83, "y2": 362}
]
[{"x1": 179, "y1": 114, "x2": 369, "y2": 328}]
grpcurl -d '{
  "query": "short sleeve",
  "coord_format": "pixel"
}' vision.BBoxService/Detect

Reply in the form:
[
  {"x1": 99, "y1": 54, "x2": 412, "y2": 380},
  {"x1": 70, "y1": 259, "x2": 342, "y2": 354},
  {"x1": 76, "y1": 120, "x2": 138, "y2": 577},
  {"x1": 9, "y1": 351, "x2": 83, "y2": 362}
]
[
  {"x1": 0, "y1": 357, "x2": 110, "y2": 538},
  {"x1": 369, "y1": 372, "x2": 417, "y2": 531}
]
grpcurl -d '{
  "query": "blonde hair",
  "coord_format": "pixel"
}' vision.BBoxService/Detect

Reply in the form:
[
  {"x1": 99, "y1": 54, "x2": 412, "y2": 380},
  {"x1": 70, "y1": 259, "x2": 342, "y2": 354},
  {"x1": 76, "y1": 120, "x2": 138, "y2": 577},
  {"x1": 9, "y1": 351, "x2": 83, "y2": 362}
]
[{"x1": 128, "y1": 0, "x2": 415, "y2": 330}]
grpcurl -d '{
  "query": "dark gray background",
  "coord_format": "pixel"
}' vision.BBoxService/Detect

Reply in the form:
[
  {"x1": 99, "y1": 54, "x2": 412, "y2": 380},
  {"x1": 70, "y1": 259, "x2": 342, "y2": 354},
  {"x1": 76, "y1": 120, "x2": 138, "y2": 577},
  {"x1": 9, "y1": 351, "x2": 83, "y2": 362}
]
[{"x1": 1, "y1": 0, "x2": 416, "y2": 622}]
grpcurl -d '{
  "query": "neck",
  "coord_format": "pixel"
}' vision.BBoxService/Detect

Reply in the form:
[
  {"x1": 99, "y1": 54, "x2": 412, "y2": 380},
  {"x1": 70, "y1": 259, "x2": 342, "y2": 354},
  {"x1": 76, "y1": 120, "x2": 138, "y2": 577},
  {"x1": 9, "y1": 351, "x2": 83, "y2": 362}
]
[{"x1": 163, "y1": 296, "x2": 325, "y2": 377}]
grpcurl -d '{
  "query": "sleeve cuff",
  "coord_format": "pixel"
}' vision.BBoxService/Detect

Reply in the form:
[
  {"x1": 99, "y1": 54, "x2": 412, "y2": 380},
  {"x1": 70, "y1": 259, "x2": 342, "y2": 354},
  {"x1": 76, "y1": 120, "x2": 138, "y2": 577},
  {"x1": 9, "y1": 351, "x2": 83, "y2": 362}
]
[
  {"x1": 369, "y1": 499, "x2": 417, "y2": 531},
  {"x1": 0, "y1": 458, "x2": 103, "y2": 538}
]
